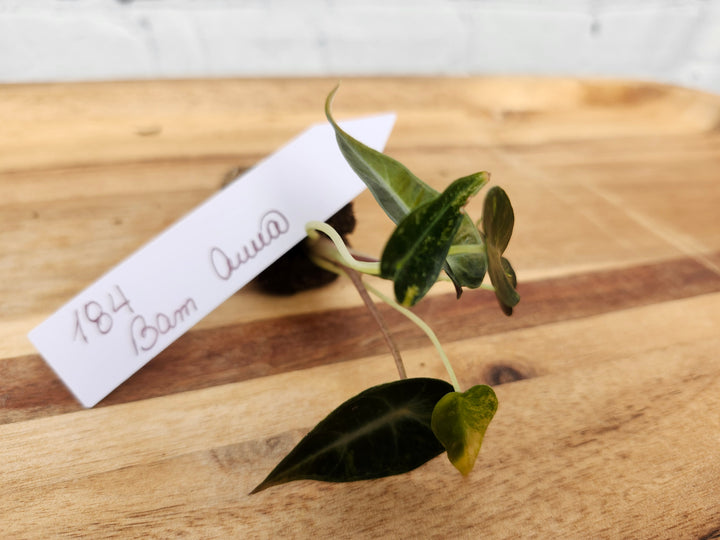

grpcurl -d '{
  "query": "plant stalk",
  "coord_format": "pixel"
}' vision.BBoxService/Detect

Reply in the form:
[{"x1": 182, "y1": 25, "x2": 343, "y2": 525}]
[
  {"x1": 363, "y1": 281, "x2": 461, "y2": 392},
  {"x1": 305, "y1": 220, "x2": 460, "y2": 389},
  {"x1": 344, "y1": 267, "x2": 407, "y2": 380},
  {"x1": 307, "y1": 246, "x2": 407, "y2": 381},
  {"x1": 306, "y1": 221, "x2": 380, "y2": 275}
]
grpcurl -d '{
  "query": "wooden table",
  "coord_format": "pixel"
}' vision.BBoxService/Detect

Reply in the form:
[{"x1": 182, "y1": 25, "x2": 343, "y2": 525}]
[{"x1": 2, "y1": 78, "x2": 719, "y2": 538}]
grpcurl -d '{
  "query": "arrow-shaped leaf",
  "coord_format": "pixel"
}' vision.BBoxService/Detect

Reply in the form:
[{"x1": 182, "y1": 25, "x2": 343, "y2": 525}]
[
  {"x1": 251, "y1": 378, "x2": 453, "y2": 494},
  {"x1": 380, "y1": 173, "x2": 484, "y2": 307},
  {"x1": 431, "y1": 385, "x2": 498, "y2": 475},
  {"x1": 325, "y1": 86, "x2": 488, "y2": 292}
]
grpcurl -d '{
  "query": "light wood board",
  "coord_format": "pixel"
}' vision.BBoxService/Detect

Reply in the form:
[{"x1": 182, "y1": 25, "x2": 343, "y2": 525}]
[{"x1": 1, "y1": 77, "x2": 719, "y2": 539}]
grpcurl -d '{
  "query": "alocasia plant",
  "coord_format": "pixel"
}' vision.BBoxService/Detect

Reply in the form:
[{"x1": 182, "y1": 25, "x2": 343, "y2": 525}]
[{"x1": 251, "y1": 86, "x2": 519, "y2": 493}]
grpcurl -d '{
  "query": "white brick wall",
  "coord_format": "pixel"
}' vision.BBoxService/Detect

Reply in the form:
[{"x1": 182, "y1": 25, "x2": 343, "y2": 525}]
[{"x1": 2, "y1": 0, "x2": 719, "y2": 94}]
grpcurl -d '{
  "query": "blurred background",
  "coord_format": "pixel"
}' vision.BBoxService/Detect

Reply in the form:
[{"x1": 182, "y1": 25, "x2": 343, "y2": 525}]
[{"x1": 1, "y1": 0, "x2": 719, "y2": 94}]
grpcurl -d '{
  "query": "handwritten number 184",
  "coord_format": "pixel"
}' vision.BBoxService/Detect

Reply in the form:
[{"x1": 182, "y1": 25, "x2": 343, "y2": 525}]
[{"x1": 73, "y1": 286, "x2": 134, "y2": 344}]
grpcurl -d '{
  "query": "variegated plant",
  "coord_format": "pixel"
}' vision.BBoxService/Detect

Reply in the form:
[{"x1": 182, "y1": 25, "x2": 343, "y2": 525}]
[{"x1": 251, "y1": 87, "x2": 519, "y2": 494}]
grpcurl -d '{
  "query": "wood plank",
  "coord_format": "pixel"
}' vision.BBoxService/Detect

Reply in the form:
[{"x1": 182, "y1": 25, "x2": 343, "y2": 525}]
[
  {"x1": 3, "y1": 251, "x2": 719, "y2": 425},
  {"x1": 2, "y1": 294, "x2": 719, "y2": 538}
]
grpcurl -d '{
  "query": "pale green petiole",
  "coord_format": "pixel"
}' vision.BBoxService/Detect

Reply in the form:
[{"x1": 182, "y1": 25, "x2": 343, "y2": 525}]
[
  {"x1": 307, "y1": 220, "x2": 462, "y2": 392},
  {"x1": 363, "y1": 281, "x2": 461, "y2": 392},
  {"x1": 307, "y1": 251, "x2": 407, "y2": 380},
  {"x1": 447, "y1": 244, "x2": 484, "y2": 256},
  {"x1": 306, "y1": 221, "x2": 381, "y2": 275}
]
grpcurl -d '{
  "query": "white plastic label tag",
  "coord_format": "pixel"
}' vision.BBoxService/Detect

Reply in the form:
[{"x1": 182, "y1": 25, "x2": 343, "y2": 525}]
[{"x1": 28, "y1": 113, "x2": 396, "y2": 407}]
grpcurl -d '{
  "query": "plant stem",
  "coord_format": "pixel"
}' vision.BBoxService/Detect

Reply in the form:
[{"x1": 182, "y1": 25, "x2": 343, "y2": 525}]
[
  {"x1": 344, "y1": 267, "x2": 407, "y2": 380},
  {"x1": 447, "y1": 244, "x2": 484, "y2": 256},
  {"x1": 305, "y1": 220, "x2": 460, "y2": 390},
  {"x1": 307, "y1": 249, "x2": 407, "y2": 381},
  {"x1": 363, "y1": 281, "x2": 461, "y2": 392},
  {"x1": 306, "y1": 221, "x2": 380, "y2": 275}
]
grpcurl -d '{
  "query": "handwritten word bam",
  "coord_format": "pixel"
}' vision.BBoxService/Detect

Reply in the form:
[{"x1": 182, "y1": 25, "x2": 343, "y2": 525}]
[
  {"x1": 130, "y1": 298, "x2": 198, "y2": 355},
  {"x1": 210, "y1": 209, "x2": 289, "y2": 281}
]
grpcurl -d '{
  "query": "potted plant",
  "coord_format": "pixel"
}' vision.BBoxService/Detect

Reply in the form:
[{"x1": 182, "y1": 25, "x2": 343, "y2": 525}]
[{"x1": 251, "y1": 86, "x2": 519, "y2": 493}]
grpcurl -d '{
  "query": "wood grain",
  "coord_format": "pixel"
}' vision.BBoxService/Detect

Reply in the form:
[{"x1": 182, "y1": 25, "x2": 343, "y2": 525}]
[
  {"x1": 1, "y1": 77, "x2": 719, "y2": 538},
  {"x1": 2, "y1": 252, "x2": 719, "y2": 426}
]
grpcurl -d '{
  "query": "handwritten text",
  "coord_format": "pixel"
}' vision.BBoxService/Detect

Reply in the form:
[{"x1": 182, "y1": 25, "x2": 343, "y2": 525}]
[
  {"x1": 73, "y1": 285, "x2": 134, "y2": 344},
  {"x1": 210, "y1": 209, "x2": 290, "y2": 281},
  {"x1": 130, "y1": 297, "x2": 198, "y2": 355}
]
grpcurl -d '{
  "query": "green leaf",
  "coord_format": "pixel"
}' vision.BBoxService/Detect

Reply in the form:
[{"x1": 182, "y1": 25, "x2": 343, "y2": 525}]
[
  {"x1": 445, "y1": 215, "x2": 488, "y2": 293},
  {"x1": 325, "y1": 85, "x2": 437, "y2": 224},
  {"x1": 325, "y1": 86, "x2": 488, "y2": 292},
  {"x1": 482, "y1": 186, "x2": 520, "y2": 314},
  {"x1": 497, "y1": 257, "x2": 517, "y2": 316},
  {"x1": 251, "y1": 378, "x2": 454, "y2": 494},
  {"x1": 502, "y1": 256, "x2": 517, "y2": 288},
  {"x1": 380, "y1": 173, "x2": 484, "y2": 307},
  {"x1": 431, "y1": 385, "x2": 498, "y2": 476}
]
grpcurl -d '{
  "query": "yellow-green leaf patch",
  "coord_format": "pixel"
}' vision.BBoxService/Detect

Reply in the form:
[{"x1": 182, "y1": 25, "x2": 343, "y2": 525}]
[{"x1": 430, "y1": 385, "x2": 498, "y2": 475}]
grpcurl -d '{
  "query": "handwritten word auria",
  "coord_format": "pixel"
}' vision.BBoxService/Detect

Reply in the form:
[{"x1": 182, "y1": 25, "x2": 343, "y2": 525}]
[{"x1": 209, "y1": 209, "x2": 290, "y2": 281}]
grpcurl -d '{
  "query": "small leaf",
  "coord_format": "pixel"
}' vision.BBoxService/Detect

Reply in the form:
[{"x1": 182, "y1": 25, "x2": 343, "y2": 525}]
[
  {"x1": 380, "y1": 173, "x2": 484, "y2": 306},
  {"x1": 431, "y1": 385, "x2": 498, "y2": 476},
  {"x1": 482, "y1": 186, "x2": 520, "y2": 313},
  {"x1": 325, "y1": 86, "x2": 488, "y2": 292},
  {"x1": 483, "y1": 186, "x2": 514, "y2": 253},
  {"x1": 251, "y1": 378, "x2": 453, "y2": 494}
]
